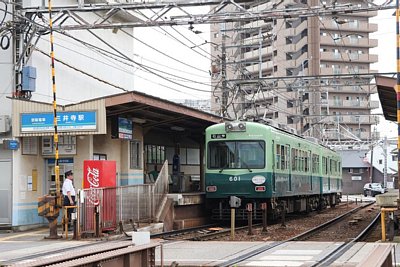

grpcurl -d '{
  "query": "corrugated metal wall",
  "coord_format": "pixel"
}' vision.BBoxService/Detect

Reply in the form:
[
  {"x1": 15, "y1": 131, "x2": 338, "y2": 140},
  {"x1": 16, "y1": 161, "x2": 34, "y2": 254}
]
[{"x1": 12, "y1": 99, "x2": 107, "y2": 137}]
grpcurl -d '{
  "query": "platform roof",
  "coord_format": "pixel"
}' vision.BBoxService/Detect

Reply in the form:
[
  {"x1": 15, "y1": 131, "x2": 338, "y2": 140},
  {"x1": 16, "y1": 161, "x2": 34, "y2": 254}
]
[
  {"x1": 375, "y1": 76, "x2": 396, "y2": 122},
  {"x1": 104, "y1": 91, "x2": 223, "y2": 137}
]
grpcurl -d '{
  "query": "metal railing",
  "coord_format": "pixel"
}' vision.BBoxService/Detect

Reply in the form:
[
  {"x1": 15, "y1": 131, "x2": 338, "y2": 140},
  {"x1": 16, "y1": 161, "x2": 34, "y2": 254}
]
[{"x1": 79, "y1": 160, "x2": 170, "y2": 234}]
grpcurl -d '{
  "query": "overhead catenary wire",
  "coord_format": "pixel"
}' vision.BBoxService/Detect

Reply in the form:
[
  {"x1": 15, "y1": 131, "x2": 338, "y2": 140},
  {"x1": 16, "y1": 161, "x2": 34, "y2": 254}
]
[{"x1": 34, "y1": 47, "x2": 210, "y2": 99}]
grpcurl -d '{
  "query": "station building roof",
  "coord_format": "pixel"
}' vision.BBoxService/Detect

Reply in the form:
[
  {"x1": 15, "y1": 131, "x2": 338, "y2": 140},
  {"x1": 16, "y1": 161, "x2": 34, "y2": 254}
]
[
  {"x1": 12, "y1": 90, "x2": 223, "y2": 138},
  {"x1": 375, "y1": 75, "x2": 396, "y2": 122},
  {"x1": 104, "y1": 91, "x2": 223, "y2": 138}
]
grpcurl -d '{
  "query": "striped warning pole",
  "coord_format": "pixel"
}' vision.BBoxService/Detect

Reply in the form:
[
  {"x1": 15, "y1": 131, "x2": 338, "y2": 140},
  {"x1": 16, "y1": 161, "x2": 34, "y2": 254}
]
[
  {"x1": 48, "y1": 0, "x2": 60, "y2": 238},
  {"x1": 48, "y1": 0, "x2": 59, "y2": 198}
]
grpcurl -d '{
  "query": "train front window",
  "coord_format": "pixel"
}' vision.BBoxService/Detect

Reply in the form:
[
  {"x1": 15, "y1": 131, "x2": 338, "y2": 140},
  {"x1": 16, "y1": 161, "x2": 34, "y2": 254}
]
[{"x1": 208, "y1": 141, "x2": 265, "y2": 169}]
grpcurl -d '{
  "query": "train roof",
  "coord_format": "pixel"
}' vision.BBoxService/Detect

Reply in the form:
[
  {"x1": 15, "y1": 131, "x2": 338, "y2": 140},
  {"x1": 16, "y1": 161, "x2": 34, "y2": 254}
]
[{"x1": 207, "y1": 121, "x2": 338, "y2": 154}]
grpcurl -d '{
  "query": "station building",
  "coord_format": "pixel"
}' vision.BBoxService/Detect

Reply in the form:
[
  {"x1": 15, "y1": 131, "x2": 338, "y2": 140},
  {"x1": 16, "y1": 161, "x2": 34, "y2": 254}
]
[{"x1": 5, "y1": 91, "x2": 222, "y2": 229}]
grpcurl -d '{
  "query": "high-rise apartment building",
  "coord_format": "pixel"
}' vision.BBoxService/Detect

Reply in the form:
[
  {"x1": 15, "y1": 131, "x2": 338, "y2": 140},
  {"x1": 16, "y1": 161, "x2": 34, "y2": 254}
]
[{"x1": 210, "y1": 0, "x2": 380, "y2": 146}]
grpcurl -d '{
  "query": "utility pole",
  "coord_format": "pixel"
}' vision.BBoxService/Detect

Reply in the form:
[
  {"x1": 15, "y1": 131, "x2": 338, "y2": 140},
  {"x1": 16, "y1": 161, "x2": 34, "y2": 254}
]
[
  {"x1": 220, "y1": 25, "x2": 227, "y2": 117},
  {"x1": 383, "y1": 136, "x2": 388, "y2": 188},
  {"x1": 369, "y1": 140, "x2": 374, "y2": 184}
]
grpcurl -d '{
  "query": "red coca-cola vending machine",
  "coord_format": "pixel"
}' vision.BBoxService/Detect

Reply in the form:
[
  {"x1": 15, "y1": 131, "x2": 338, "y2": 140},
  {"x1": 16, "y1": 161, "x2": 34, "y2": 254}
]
[{"x1": 83, "y1": 160, "x2": 117, "y2": 232}]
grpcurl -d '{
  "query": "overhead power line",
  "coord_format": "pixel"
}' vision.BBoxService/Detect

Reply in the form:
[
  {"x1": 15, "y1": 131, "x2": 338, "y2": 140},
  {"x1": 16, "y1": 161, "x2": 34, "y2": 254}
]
[{"x1": 16, "y1": 1, "x2": 396, "y2": 31}]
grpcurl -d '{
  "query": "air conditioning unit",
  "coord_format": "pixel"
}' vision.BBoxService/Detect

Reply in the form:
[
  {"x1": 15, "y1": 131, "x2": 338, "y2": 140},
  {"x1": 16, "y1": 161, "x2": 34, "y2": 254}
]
[{"x1": 0, "y1": 115, "x2": 10, "y2": 133}]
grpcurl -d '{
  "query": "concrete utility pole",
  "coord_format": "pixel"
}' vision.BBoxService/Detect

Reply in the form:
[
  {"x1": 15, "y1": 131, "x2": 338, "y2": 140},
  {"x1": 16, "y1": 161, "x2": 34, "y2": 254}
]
[
  {"x1": 383, "y1": 136, "x2": 388, "y2": 188},
  {"x1": 220, "y1": 25, "x2": 227, "y2": 117}
]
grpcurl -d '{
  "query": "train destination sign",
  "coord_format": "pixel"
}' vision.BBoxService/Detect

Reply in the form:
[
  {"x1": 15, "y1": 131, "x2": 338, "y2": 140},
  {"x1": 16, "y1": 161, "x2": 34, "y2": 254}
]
[
  {"x1": 211, "y1": 134, "x2": 226, "y2": 139},
  {"x1": 21, "y1": 111, "x2": 97, "y2": 133}
]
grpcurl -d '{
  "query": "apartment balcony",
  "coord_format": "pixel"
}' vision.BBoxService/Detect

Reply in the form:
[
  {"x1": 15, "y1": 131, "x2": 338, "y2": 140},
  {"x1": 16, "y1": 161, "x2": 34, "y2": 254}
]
[
  {"x1": 243, "y1": 46, "x2": 274, "y2": 61},
  {"x1": 320, "y1": 68, "x2": 378, "y2": 76},
  {"x1": 245, "y1": 107, "x2": 274, "y2": 118},
  {"x1": 320, "y1": 36, "x2": 378, "y2": 48},
  {"x1": 245, "y1": 61, "x2": 274, "y2": 75},
  {"x1": 328, "y1": 100, "x2": 380, "y2": 109},
  {"x1": 283, "y1": 37, "x2": 308, "y2": 52},
  {"x1": 244, "y1": 20, "x2": 274, "y2": 30},
  {"x1": 320, "y1": 52, "x2": 378, "y2": 64},
  {"x1": 331, "y1": 115, "x2": 380, "y2": 124},
  {"x1": 322, "y1": 20, "x2": 378, "y2": 33},
  {"x1": 324, "y1": 131, "x2": 380, "y2": 140},
  {"x1": 282, "y1": 19, "x2": 308, "y2": 36},
  {"x1": 326, "y1": 84, "x2": 377, "y2": 94},
  {"x1": 350, "y1": 10, "x2": 378, "y2": 17},
  {"x1": 242, "y1": 36, "x2": 263, "y2": 47}
]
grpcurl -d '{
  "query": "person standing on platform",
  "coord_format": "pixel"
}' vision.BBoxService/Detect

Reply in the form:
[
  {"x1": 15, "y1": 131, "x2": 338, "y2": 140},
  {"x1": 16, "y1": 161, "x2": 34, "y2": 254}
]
[{"x1": 62, "y1": 170, "x2": 76, "y2": 229}]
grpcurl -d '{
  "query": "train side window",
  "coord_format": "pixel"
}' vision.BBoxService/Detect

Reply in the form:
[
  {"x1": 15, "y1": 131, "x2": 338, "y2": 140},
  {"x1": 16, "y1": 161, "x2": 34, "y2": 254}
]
[
  {"x1": 276, "y1": 144, "x2": 281, "y2": 170},
  {"x1": 312, "y1": 154, "x2": 319, "y2": 174},
  {"x1": 281, "y1": 145, "x2": 287, "y2": 170},
  {"x1": 322, "y1": 157, "x2": 328, "y2": 175},
  {"x1": 291, "y1": 148, "x2": 296, "y2": 171},
  {"x1": 305, "y1": 152, "x2": 310, "y2": 172}
]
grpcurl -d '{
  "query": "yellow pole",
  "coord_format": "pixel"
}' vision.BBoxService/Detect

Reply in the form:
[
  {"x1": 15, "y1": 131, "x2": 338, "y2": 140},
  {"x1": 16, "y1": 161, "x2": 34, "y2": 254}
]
[
  {"x1": 381, "y1": 208, "x2": 397, "y2": 241},
  {"x1": 381, "y1": 209, "x2": 386, "y2": 242},
  {"x1": 230, "y1": 208, "x2": 235, "y2": 240}
]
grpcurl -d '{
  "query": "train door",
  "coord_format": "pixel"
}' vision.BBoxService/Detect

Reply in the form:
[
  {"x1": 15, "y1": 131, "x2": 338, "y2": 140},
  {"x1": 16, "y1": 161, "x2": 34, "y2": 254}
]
[
  {"x1": 272, "y1": 140, "x2": 276, "y2": 192},
  {"x1": 309, "y1": 150, "x2": 313, "y2": 192},
  {"x1": 327, "y1": 158, "x2": 331, "y2": 191},
  {"x1": 287, "y1": 144, "x2": 291, "y2": 192}
]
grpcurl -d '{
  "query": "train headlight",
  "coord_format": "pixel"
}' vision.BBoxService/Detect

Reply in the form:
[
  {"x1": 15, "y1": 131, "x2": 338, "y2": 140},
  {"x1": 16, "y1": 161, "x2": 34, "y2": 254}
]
[
  {"x1": 206, "y1": 185, "x2": 217, "y2": 192},
  {"x1": 225, "y1": 121, "x2": 246, "y2": 132},
  {"x1": 252, "y1": 175, "x2": 266, "y2": 185}
]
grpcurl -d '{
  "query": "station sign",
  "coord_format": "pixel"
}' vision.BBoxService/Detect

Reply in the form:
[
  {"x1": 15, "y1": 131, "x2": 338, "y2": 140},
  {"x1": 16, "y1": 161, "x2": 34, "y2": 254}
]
[
  {"x1": 3, "y1": 139, "x2": 19, "y2": 150},
  {"x1": 21, "y1": 111, "x2": 97, "y2": 133}
]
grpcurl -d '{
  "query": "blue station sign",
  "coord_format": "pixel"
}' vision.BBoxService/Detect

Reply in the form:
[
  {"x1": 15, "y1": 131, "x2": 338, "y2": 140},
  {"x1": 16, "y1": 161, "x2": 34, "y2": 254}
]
[{"x1": 21, "y1": 111, "x2": 97, "y2": 133}]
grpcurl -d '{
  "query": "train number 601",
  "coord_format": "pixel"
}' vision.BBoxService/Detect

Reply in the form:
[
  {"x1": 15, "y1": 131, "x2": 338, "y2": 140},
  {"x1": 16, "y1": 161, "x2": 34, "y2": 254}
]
[{"x1": 229, "y1": 176, "x2": 241, "y2": 182}]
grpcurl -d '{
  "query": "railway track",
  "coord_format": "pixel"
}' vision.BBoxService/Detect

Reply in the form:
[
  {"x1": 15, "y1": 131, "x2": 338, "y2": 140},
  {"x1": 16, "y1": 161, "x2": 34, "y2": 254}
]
[
  {"x1": 215, "y1": 202, "x2": 379, "y2": 267},
  {"x1": 5, "y1": 202, "x2": 377, "y2": 266},
  {"x1": 152, "y1": 202, "x2": 364, "y2": 242}
]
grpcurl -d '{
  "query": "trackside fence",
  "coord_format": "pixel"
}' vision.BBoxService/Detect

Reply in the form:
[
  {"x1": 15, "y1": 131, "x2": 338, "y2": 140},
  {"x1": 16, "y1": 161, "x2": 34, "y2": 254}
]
[{"x1": 79, "y1": 160, "x2": 169, "y2": 234}]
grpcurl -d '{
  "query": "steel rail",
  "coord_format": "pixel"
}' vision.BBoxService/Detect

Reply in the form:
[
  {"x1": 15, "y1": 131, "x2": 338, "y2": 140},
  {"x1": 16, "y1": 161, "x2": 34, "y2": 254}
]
[
  {"x1": 216, "y1": 202, "x2": 375, "y2": 267},
  {"x1": 311, "y1": 211, "x2": 381, "y2": 267}
]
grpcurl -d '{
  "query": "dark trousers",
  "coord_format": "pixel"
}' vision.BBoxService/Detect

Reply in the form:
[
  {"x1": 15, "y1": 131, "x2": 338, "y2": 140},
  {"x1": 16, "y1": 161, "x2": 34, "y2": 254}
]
[{"x1": 63, "y1": 196, "x2": 76, "y2": 225}]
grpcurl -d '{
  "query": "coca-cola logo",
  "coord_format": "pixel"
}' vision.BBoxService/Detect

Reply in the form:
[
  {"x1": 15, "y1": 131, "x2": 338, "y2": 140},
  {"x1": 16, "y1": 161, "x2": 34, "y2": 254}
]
[{"x1": 86, "y1": 167, "x2": 100, "y2": 205}]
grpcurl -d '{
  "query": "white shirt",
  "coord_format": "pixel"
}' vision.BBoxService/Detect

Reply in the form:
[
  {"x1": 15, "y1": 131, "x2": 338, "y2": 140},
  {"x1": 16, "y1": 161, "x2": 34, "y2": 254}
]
[{"x1": 62, "y1": 178, "x2": 76, "y2": 196}]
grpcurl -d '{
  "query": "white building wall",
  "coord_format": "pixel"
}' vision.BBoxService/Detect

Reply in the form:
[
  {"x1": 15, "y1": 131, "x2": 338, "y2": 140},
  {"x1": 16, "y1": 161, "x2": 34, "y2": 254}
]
[
  {"x1": 24, "y1": 3, "x2": 135, "y2": 105},
  {"x1": 12, "y1": 146, "x2": 46, "y2": 226},
  {"x1": 366, "y1": 142, "x2": 398, "y2": 175}
]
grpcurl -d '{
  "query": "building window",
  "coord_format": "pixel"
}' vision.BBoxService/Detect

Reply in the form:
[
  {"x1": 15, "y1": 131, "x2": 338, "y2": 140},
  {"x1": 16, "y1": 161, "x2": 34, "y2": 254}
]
[
  {"x1": 130, "y1": 141, "x2": 142, "y2": 169},
  {"x1": 145, "y1": 145, "x2": 165, "y2": 164},
  {"x1": 379, "y1": 159, "x2": 383, "y2": 164},
  {"x1": 93, "y1": 153, "x2": 107, "y2": 160}
]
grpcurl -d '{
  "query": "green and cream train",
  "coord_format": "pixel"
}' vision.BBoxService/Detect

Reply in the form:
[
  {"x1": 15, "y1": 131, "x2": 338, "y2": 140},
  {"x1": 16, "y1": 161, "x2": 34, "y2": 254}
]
[{"x1": 205, "y1": 121, "x2": 342, "y2": 220}]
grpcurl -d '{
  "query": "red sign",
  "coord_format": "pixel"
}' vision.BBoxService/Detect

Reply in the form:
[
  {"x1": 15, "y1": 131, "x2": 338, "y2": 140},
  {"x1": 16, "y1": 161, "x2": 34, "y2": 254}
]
[{"x1": 83, "y1": 160, "x2": 117, "y2": 231}]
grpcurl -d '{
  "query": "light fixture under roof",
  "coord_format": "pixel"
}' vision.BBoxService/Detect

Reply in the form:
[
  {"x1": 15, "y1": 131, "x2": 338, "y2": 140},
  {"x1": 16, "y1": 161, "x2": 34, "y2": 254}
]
[
  {"x1": 170, "y1": 126, "x2": 185, "y2": 132},
  {"x1": 132, "y1": 117, "x2": 146, "y2": 124}
]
